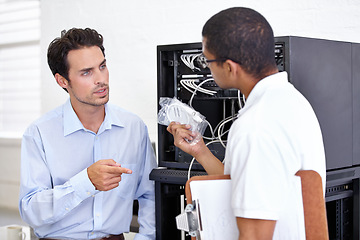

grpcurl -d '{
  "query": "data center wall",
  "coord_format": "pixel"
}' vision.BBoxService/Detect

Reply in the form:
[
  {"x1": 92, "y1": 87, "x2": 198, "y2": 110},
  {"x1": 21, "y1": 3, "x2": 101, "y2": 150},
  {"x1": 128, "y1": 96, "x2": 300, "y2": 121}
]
[{"x1": 157, "y1": 36, "x2": 357, "y2": 171}]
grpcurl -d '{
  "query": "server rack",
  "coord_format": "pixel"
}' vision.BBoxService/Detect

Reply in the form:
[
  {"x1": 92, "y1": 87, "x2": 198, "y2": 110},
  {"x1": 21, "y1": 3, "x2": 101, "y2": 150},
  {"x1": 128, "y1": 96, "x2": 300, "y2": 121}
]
[{"x1": 150, "y1": 36, "x2": 360, "y2": 240}]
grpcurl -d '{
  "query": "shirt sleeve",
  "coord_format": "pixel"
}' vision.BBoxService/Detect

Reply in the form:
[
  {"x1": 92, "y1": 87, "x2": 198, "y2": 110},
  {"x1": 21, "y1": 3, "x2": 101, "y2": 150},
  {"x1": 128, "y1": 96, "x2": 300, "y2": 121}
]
[
  {"x1": 19, "y1": 127, "x2": 98, "y2": 228},
  {"x1": 228, "y1": 129, "x2": 290, "y2": 220},
  {"x1": 133, "y1": 128, "x2": 157, "y2": 240}
]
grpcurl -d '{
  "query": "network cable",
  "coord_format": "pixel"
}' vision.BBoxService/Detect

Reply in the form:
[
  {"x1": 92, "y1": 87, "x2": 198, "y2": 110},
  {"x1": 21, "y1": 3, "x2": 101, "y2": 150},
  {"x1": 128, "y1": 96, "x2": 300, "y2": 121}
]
[
  {"x1": 187, "y1": 139, "x2": 226, "y2": 180},
  {"x1": 180, "y1": 79, "x2": 217, "y2": 96},
  {"x1": 188, "y1": 78, "x2": 217, "y2": 107},
  {"x1": 180, "y1": 53, "x2": 202, "y2": 71}
]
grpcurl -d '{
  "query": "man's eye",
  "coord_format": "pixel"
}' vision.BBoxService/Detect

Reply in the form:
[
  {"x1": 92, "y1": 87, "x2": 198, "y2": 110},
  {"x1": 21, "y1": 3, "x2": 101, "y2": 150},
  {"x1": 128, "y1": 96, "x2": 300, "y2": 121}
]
[
  {"x1": 100, "y1": 64, "x2": 107, "y2": 70},
  {"x1": 82, "y1": 71, "x2": 90, "y2": 76}
]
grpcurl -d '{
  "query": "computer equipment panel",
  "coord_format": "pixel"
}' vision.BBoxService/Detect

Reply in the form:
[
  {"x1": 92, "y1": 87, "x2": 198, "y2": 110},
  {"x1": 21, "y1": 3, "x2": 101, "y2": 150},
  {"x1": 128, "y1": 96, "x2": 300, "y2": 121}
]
[{"x1": 157, "y1": 42, "x2": 242, "y2": 170}]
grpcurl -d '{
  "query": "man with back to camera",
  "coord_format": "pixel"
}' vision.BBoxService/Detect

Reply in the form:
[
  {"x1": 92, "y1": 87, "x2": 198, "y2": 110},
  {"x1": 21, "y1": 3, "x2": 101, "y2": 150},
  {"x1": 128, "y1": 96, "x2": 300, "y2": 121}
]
[
  {"x1": 167, "y1": 7, "x2": 326, "y2": 240},
  {"x1": 19, "y1": 28, "x2": 157, "y2": 240}
]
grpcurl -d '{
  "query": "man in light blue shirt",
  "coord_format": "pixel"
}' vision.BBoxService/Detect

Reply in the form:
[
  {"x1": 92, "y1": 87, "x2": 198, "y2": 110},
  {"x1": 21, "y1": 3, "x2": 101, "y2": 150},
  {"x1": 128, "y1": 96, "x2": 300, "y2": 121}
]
[{"x1": 19, "y1": 28, "x2": 157, "y2": 240}]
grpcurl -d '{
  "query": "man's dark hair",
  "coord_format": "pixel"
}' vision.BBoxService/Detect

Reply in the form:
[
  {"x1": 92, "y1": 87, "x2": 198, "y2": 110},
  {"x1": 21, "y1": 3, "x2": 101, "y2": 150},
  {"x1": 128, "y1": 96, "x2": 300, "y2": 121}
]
[
  {"x1": 47, "y1": 28, "x2": 105, "y2": 91},
  {"x1": 202, "y1": 7, "x2": 277, "y2": 80}
]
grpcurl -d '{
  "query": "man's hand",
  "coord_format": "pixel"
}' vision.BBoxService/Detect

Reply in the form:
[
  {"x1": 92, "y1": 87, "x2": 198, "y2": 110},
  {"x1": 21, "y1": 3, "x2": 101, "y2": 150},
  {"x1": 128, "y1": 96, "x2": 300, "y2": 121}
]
[
  {"x1": 167, "y1": 122, "x2": 206, "y2": 159},
  {"x1": 167, "y1": 122, "x2": 224, "y2": 175},
  {"x1": 87, "y1": 159, "x2": 132, "y2": 191}
]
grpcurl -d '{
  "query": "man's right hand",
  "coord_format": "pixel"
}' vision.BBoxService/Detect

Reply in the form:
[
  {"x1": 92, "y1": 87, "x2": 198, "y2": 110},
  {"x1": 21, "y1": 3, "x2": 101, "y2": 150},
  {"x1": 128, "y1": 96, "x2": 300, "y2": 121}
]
[
  {"x1": 167, "y1": 122, "x2": 224, "y2": 175},
  {"x1": 87, "y1": 159, "x2": 132, "y2": 191},
  {"x1": 166, "y1": 122, "x2": 207, "y2": 159}
]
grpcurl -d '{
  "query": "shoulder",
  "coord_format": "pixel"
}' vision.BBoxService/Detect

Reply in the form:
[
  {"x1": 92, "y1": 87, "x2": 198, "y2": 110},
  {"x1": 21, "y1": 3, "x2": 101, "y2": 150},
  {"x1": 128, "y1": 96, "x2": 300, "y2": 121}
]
[{"x1": 24, "y1": 105, "x2": 64, "y2": 135}]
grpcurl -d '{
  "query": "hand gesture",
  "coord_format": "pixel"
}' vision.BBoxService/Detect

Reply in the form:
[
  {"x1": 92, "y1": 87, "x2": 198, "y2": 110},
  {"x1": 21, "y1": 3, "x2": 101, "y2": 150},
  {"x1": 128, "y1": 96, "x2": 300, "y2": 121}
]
[{"x1": 87, "y1": 159, "x2": 132, "y2": 191}]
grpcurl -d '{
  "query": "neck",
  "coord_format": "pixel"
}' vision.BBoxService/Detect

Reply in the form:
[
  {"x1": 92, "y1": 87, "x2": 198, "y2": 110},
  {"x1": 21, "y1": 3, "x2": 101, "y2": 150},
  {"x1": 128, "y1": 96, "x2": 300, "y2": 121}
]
[
  {"x1": 242, "y1": 69, "x2": 279, "y2": 98},
  {"x1": 71, "y1": 102, "x2": 106, "y2": 134}
]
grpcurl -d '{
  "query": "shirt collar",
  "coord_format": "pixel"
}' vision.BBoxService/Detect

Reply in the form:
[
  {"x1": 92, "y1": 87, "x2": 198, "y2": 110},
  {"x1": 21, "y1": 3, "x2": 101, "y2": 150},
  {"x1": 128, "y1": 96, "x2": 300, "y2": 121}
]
[
  {"x1": 63, "y1": 99, "x2": 124, "y2": 136},
  {"x1": 99, "y1": 104, "x2": 124, "y2": 134},
  {"x1": 239, "y1": 71, "x2": 288, "y2": 115}
]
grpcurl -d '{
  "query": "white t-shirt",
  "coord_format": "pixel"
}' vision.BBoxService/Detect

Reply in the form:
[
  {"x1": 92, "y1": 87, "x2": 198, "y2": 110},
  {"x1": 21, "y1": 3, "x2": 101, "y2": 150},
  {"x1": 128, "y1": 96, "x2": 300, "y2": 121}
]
[{"x1": 224, "y1": 72, "x2": 326, "y2": 239}]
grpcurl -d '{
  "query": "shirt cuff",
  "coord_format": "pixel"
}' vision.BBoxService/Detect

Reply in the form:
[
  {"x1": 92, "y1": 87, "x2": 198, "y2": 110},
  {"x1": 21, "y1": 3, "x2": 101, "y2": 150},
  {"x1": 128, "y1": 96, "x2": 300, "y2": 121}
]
[{"x1": 69, "y1": 168, "x2": 98, "y2": 200}]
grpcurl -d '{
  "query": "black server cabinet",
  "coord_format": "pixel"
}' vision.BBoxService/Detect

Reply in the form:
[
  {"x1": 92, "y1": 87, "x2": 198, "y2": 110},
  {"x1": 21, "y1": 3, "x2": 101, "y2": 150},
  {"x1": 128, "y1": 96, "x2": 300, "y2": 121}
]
[
  {"x1": 157, "y1": 42, "x2": 239, "y2": 171},
  {"x1": 353, "y1": 43, "x2": 360, "y2": 166},
  {"x1": 275, "y1": 36, "x2": 353, "y2": 170},
  {"x1": 151, "y1": 36, "x2": 360, "y2": 240}
]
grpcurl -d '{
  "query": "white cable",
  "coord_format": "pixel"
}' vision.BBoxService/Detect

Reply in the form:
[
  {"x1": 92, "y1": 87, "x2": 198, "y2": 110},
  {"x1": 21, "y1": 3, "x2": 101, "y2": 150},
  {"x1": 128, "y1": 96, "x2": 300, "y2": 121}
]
[
  {"x1": 187, "y1": 80, "x2": 199, "y2": 91},
  {"x1": 214, "y1": 115, "x2": 235, "y2": 133},
  {"x1": 187, "y1": 157, "x2": 196, "y2": 180},
  {"x1": 180, "y1": 55, "x2": 191, "y2": 69},
  {"x1": 184, "y1": 80, "x2": 207, "y2": 95},
  {"x1": 183, "y1": 54, "x2": 193, "y2": 69},
  {"x1": 190, "y1": 53, "x2": 202, "y2": 71},
  {"x1": 180, "y1": 53, "x2": 202, "y2": 71},
  {"x1": 217, "y1": 115, "x2": 238, "y2": 149},
  {"x1": 189, "y1": 78, "x2": 217, "y2": 107},
  {"x1": 186, "y1": 115, "x2": 236, "y2": 180},
  {"x1": 180, "y1": 80, "x2": 195, "y2": 94},
  {"x1": 186, "y1": 55, "x2": 192, "y2": 68},
  {"x1": 186, "y1": 80, "x2": 212, "y2": 95},
  {"x1": 192, "y1": 82, "x2": 217, "y2": 95},
  {"x1": 187, "y1": 140, "x2": 225, "y2": 180},
  {"x1": 237, "y1": 90, "x2": 243, "y2": 109},
  {"x1": 185, "y1": 114, "x2": 237, "y2": 179},
  {"x1": 203, "y1": 119, "x2": 215, "y2": 140},
  {"x1": 180, "y1": 79, "x2": 217, "y2": 103}
]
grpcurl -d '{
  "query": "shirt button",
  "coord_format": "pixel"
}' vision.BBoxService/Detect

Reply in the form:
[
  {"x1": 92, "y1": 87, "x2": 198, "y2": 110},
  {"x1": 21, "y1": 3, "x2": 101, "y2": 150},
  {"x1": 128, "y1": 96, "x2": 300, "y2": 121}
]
[
  {"x1": 65, "y1": 208, "x2": 69, "y2": 211},
  {"x1": 96, "y1": 213, "x2": 100, "y2": 217},
  {"x1": 92, "y1": 195, "x2": 95, "y2": 198},
  {"x1": 87, "y1": 192, "x2": 91, "y2": 195}
]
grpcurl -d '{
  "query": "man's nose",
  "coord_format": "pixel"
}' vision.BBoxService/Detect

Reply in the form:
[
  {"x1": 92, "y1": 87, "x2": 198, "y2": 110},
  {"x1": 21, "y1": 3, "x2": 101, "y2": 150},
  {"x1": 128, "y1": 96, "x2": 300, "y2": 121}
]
[{"x1": 94, "y1": 70, "x2": 107, "y2": 85}]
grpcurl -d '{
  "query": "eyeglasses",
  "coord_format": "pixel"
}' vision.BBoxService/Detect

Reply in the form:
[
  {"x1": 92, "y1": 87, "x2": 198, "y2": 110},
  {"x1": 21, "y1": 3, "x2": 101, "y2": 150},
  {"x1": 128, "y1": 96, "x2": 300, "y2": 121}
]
[
  {"x1": 197, "y1": 54, "x2": 227, "y2": 68},
  {"x1": 197, "y1": 54, "x2": 241, "y2": 68}
]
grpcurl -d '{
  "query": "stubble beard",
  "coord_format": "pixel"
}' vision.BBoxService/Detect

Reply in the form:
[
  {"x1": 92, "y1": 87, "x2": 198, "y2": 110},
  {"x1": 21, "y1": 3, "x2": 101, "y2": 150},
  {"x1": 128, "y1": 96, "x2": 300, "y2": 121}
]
[{"x1": 70, "y1": 84, "x2": 110, "y2": 107}]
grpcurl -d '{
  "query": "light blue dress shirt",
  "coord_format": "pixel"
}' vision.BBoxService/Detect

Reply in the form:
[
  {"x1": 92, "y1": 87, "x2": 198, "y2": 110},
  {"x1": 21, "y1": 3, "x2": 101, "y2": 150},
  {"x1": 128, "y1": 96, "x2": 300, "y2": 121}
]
[{"x1": 19, "y1": 99, "x2": 157, "y2": 240}]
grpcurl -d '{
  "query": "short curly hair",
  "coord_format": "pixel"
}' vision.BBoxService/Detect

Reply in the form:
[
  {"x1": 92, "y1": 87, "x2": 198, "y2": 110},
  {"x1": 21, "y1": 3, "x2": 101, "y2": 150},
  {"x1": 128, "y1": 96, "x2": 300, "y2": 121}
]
[{"x1": 202, "y1": 7, "x2": 277, "y2": 80}]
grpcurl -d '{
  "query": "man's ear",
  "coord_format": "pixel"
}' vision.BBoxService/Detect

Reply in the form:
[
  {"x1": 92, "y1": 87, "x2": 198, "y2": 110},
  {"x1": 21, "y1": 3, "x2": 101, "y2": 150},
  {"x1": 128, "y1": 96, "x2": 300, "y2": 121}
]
[
  {"x1": 224, "y1": 59, "x2": 242, "y2": 79},
  {"x1": 55, "y1": 73, "x2": 68, "y2": 89}
]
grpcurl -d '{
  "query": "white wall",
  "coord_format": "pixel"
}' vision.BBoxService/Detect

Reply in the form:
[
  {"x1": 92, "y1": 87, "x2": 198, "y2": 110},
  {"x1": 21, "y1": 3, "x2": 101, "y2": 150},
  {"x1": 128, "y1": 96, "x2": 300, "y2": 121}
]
[
  {"x1": 1, "y1": 0, "x2": 360, "y2": 210},
  {"x1": 39, "y1": 0, "x2": 360, "y2": 142}
]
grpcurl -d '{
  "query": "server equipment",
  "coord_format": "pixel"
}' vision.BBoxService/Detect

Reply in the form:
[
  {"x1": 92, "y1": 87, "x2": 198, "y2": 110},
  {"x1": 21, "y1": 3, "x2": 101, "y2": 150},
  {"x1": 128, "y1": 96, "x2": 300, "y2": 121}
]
[{"x1": 150, "y1": 36, "x2": 360, "y2": 240}]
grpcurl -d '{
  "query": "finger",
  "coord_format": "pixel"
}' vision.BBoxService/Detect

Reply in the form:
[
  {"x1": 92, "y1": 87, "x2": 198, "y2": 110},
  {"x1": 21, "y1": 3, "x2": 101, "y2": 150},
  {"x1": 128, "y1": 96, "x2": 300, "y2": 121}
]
[
  {"x1": 118, "y1": 167, "x2": 132, "y2": 174},
  {"x1": 109, "y1": 175, "x2": 121, "y2": 183},
  {"x1": 98, "y1": 159, "x2": 121, "y2": 167},
  {"x1": 168, "y1": 123, "x2": 188, "y2": 135},
  {"x1": 106, "y1": 165, "x2": 132, "y2": 175},
  {"x1": 103, "y1": 182, "x2": 120, "y2": 191},
  {"x1": 167, "y1": 122, "x2": 178, "y2": 134},
  {"x1": 173, "y1": 127, "x2": 195, "y2": 139},
  {"x1": 167, "y1": 122, "x2": 187, "y2": 133}
]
